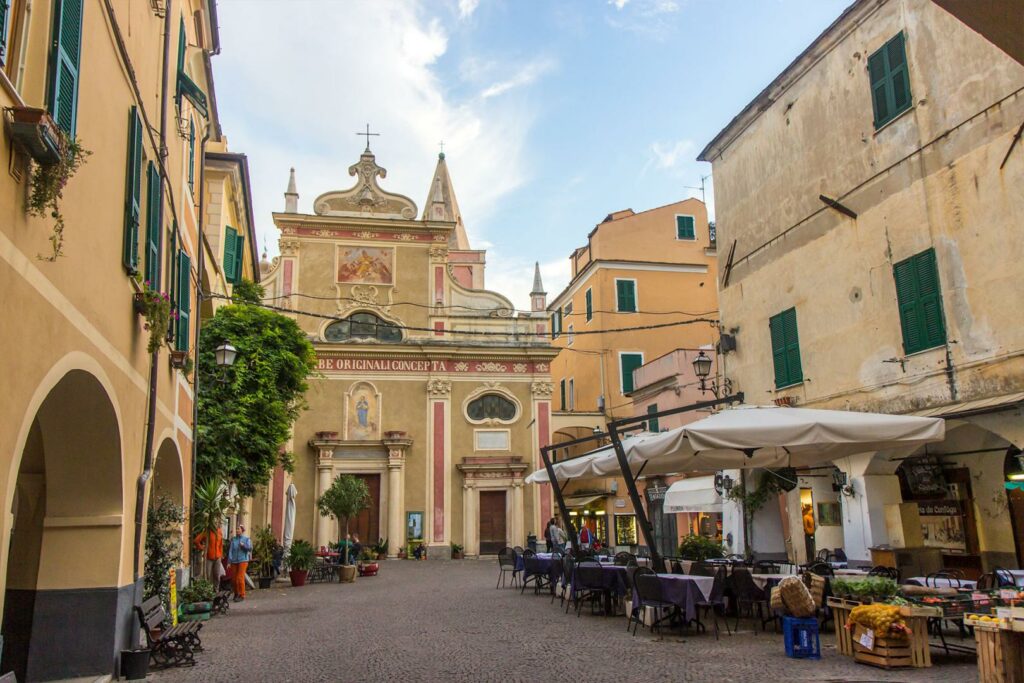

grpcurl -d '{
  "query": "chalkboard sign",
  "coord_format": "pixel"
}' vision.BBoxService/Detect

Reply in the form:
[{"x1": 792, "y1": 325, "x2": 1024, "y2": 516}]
[{"x1": 901, "y1": 455, "x2": 947, "y2": 498}]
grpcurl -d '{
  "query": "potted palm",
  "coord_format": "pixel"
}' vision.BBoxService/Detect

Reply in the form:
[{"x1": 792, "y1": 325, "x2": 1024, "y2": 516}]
[
  {"x1": 193, "y1": 478, "x2": 229, "y2": 582},
  {"x1": 251, "y1": 526, "x2": 278, "y2": 589},
  {"x1": 285, "y1": 539, "x2": 315, "y2": 587},
  {"x1": 373, "y1": 538, "x2": 389, "y2": 560},
  {"x1": 451, "y1": 542, "x2": 465, "y2": 560},
  {"x1": 316, "y1": 474, "x2": 370, "y2": 584}
]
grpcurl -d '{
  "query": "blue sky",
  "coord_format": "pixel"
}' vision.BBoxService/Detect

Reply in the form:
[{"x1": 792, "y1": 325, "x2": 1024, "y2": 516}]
[{"x1": 214, "y1": 0, "x2": 850, "y2": 309}]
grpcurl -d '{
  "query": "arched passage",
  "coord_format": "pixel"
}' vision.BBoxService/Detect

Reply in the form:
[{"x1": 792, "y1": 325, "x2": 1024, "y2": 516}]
[{"x1": 2, "y1": 370, "x2": 125, "y2": 681}]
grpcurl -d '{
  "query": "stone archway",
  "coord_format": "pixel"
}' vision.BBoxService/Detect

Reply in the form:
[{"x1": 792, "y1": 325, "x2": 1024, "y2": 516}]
[
  {"x1": 2, "y1": 370, "x2": 125, "y2": 681},
  {"x1": 152, "y1": 437, "x2": 186, "y2": 557}
]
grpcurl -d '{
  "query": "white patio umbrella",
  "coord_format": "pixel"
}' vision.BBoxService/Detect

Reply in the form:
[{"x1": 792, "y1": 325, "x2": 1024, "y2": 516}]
[
  {"x1": 282, "y1": 483, "x2": 297, "y2": 555},
  {"x1": 663, "y1": 476, "x2": 722, "y2": 513},
  {"x1": 523, "y1": 431, "x2": 659, "y2": 484},
  {"x1": 589, "y1": 404, "x2": 945, "y2": 476}
]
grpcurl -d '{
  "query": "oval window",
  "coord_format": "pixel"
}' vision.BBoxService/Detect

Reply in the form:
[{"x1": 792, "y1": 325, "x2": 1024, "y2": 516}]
[
  {"x1": 324, "y1": 313, "x2": 402, "y2": 342},
  {"x1": 467, "y1": 393, "x2": 517, "y2": 422}
]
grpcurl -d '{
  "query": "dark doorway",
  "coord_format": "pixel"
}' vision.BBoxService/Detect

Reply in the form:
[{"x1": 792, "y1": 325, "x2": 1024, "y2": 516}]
[
  {"x1": 1006, "y1": 448, "x2": 1024, "y2": 566},
  {"x1": 479, "y1": 491, "x2": 507, "y2": 554},
  {"x1": 349, "y1": 474, "x2": 380, "y2": 544}
]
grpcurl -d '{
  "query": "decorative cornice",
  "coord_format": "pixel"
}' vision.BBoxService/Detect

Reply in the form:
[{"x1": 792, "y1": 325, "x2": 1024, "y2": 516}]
[
  {"x1": 427, "y1": 378, "x2": 452, "y2": 397},
  {"x1": 531, "y1": 381, "x2": 554, "y2": 398}
]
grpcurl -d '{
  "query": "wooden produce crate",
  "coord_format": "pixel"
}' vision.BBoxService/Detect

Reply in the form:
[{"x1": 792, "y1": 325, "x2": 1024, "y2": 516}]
[
  {"x1": 827, "y1": 597, "x2": 862, "y2": 657},
  {"x1": 975, "y1": 623, "x2": 1024, "y2": 683},
  {"x1": 852, "y1": 624, "x2": 914, "y2": 669}
]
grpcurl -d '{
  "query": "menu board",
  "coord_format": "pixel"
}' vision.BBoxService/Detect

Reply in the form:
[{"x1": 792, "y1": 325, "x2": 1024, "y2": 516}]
[{"x1": 918, "y1": 501, "x2": 967, "y2": 551}]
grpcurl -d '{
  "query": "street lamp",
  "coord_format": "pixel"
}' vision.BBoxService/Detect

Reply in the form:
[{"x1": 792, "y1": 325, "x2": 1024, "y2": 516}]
[
  {"x1": 214, "y1": 342, "x2": 238, "y2": 383},
  {"x1": 692, "y1": 350, "x2": 732, "y2": 397}
]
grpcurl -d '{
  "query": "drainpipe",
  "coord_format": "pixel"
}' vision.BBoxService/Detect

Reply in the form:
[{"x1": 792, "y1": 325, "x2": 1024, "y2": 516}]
[
  {"x1": 133, "y1": 0, "x2": 174, "y2": 582},
  {"x1": 189, "y1": 123, "x2": 211, "y2": 554}
]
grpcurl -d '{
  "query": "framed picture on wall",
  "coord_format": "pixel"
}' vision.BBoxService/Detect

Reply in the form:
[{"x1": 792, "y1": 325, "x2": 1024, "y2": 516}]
[
  {"x1": 406, "y1": 511, "x2": 423, "y2": 541},
  {"x1": 817, "y1": 502, "x2": 841, "y2": 526},
  {"x1": 614, "y1": 514, "x2": 638, "y2": 545}
]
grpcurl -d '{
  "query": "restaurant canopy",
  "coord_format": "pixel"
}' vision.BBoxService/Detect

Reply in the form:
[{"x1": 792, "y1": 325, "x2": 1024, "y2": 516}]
[
  {"x1": 526, "y1": 405, "x2": 946, "y2": 483},
  {"x1": 523, "y1": 431, "x2": 658, "y2": 484},
  {"x1": 663, "y1": 476, "x2": 722, "y2": 513}
]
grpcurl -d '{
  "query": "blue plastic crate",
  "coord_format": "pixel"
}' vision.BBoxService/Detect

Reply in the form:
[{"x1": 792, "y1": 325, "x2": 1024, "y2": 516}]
[{"x1": 782, "y1": 616, "x2": 821, "y2": 659}]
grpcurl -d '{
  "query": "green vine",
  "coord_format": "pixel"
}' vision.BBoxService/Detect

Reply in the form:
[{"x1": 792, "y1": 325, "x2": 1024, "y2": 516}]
[
  {"x1": 29, "y1": 136, "x2": 91, "y2": 261},
  {"x1": 726, "y1": 470, "x2": 789, "y2": 517},
  {"x1": 134, "y1": 275, "x2": 174, "y2": 353},
  {"x1": 144, "y1": 496, "x2": 185, "y2": 617}
]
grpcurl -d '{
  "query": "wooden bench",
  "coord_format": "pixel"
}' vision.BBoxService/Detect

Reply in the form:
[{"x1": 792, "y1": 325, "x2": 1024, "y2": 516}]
[
  {"x1": 135, "y1": 596, "x2": 203, "y2": 668},
  {"x1": 212, "y1": 589, "x2": 232, "y2": 615}
]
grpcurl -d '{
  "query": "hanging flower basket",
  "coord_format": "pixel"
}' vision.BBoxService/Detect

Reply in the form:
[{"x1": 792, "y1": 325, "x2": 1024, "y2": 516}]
[
  {"x1": 133, "y1": 278, "x2": 173, "y2": 353},
  {"x1": 5, "y1": 106, "x2": 61, "y2": 165},
  {"x1": 169, "y1": 350, "x2": 188, "y2": 369}
]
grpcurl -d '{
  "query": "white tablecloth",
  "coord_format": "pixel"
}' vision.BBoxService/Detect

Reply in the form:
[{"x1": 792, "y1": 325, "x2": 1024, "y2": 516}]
[
  {"x1": 751, "y1": 573, "x2": 794, "y2": 590},
  {"x1": 658, "y1": 573, "x2": 715, "y2": 601}
]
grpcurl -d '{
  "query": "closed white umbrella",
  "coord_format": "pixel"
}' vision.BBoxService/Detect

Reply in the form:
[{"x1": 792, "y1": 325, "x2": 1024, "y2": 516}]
[
  {"x1": 663, "y1": 476, "x2": 722, "y2": 513},
  {"x1": 283, "y1": 483, "x2": 297, "y2": 555}
]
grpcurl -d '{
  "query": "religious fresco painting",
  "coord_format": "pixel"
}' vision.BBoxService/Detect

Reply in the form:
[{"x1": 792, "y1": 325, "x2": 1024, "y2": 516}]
[
  {"x1": 337, "y1": 246, "x2": 394, "y2": 285},
  {"x1": 346, "y1": 381, "x2": 381, "y2": 440}
]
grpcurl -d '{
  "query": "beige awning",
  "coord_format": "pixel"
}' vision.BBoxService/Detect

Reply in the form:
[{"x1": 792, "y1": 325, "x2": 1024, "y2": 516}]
[
  {"x1": 563, "y1": 494, "x2": 606, "y2": 509},
  {"x1": 910, "y1": 392, "x2": 1024, "y2": 419}
]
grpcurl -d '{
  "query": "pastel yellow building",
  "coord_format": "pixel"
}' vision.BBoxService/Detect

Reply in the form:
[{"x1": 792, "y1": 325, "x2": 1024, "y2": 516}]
[{"x1": 0, "y1": 1, "x2": 256, "y2": 678}]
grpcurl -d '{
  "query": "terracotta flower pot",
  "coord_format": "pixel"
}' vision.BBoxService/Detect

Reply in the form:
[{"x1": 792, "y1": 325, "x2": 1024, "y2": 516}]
[
  {"x1": 337, "y1": 565, "x2": 357, "y2": 583},
  {"x1": 289, "y1": 569, "x2": 308, "y2": 587}
]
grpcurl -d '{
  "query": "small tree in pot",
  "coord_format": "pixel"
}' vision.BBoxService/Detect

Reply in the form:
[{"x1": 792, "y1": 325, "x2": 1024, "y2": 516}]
[
  {"x1": 317, "y1": 474, "x2": 369, "y2": 583},
  {"x1": 285, "y1": 539, "x2": 315, "y2": 587}
]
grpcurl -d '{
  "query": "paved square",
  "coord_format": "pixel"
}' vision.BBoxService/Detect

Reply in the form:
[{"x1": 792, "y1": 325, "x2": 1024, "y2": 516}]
[{"x1": 154, "y1": 560, "x2": 978, "y2": 682}]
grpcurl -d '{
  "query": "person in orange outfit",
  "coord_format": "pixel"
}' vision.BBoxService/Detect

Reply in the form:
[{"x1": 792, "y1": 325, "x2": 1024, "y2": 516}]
[
  {"x1": 193, "y1": 526, "x2": 225, "y2": 586},
  {"x1": 227, "y1": 524, "x2": 252, "y2": 601}
]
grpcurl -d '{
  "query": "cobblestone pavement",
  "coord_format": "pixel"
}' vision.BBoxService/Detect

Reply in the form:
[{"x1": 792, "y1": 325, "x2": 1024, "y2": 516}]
[{"x1": 154, "y1": 559, "x2": 977, "y2": 682}]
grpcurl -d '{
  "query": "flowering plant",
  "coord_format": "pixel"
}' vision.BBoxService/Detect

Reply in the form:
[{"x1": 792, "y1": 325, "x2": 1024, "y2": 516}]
[
  {"x1": 134, "y1": 275, "x2": 175, "y2": 353},
  {"x1": 29, "y1": 136, "x2": 91, "y2": 261}
]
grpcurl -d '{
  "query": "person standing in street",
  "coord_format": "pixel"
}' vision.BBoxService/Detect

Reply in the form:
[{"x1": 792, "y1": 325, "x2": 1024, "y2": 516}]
[
  {"x1": 192, "y1": 526, "x2": 225, "y2": 587},
  {"x1": 551, "y1": 519, "x2": 567, "y2": 553},
  {"x1": 579, "y1": 522, "x2": 592, "y2": 550},
  {"x1": 228, "y1": 524, "x2": 252, "y2": 602},
  {"x1": 544, "y1": 518, "x2": 554, "y2": 553}
]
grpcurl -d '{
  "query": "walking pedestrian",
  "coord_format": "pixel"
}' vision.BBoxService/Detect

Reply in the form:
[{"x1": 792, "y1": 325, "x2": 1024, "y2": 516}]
[
  {"x1": 192, "y1": 526, "x2": 225, "y2": 587},
  {"x1": 579, "y1": 522, "x2": 592, "y2": 549},
  {"x1": 550, "y1": 520, "x2": 567, "y2": 553},
  {"x1": 228, "y1": 524, "x2": 252, "y2": 602}
]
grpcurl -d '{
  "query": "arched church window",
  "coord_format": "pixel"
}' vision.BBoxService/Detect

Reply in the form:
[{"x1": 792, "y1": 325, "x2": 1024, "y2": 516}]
[
  {"x1": 324, "y1": 312, "x2": 402, "y2": 343},
  {"x1": 466, "y1": 393, "x2": 517, "y2": 422}
]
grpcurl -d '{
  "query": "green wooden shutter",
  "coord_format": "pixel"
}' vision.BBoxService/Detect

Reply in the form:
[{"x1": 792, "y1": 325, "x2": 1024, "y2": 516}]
[
  {"x1": 585, "y1": 289, "x2": 593, "y2": 321},
  {"x1": 868, "y1": 48, "x2": 890, "y2": 127},
  {"x1": 770, "y1": 308, "x2": 802, "y2": 388},
  {"x1": 144, "y1": 162, "x2": 162, "y2": 286},
  {"x1": 176, "y1": 16, "x2": 185, "y2": 103},
  {"x1": 188, "y1": 118, "x2": 195, "y2": 190},
  {"x1": 0, "y1": 0, "x2": 12, "y2": 65},
  {"x1": 48, "y1": 0, "x2": 83, "y2": 136},
  {"x1": 616, "y1": 280, "x2": 636, "y2": 312},
  {"x1": 887, "y1": 32, "x2": 911, "y2": 114},
  {"x1": 676, "y1": 215, "x2": 695, "y2": 240},
  {"x1": 647, "y1": 404, "x2": 659, "y2": 433},
  {"x1": 122, "y1": 107, "x2": 143, "y2": 273},
  {"x1": 869, "y1": 32, "x2": 912, "y2": 129},
  {"x1": 223, "y1": 226, "x2": 238, "y2": 282},
  {"x1": 176, "y1": 250, "x2": 191, "y2": 351},
  {"x1": 894, "y1": 249, "x2": 945, "y2": 354},
  {"x1": 559, "y1": 379, "x2": 566, "y2": 411},
  {"x1": 894, "y1": 257, "x2": 922, "y2": 353},
  {"x1": 620, "y1": 353, "x2": 642, "y2": 394},
  {"x1": 769, "y1": 313, "x2": 788, "y2": 388},
  {"x1": 232, "y1": 231, "x2": 245, "y2": 283}
]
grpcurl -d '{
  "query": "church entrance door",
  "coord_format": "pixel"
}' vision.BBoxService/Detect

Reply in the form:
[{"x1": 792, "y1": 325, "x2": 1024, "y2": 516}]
[
  {"x1": 350, "y1": 474, "x2": 380, "y2": 545},
  {"x1": 479, "y1": 490, "x2": 507, "y2": 555}
]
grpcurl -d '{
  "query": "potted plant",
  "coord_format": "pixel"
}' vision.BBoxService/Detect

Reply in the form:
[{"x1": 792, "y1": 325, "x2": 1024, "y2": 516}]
[
  {"x1": 5, "y1": 106, "x2": 62, "y2": 164},
  {"x1": 192, "y1": 478, "x2": 228, "y2": 583},
  {"x1": 179, "y1": 578, "x2": 215, "y2": 621},
  {"x1": 133, "y1": 275, "x2": 174, "y2": 354},
  {"x1": 451, "y1": 542, "x2": 464, "y2": 560},
  {"x1": 251, "y1": 526, "x2": 278, "y2": 589},
  {"x1": 372, "y1": 537, "x2": 389, "y2": 560},
  {"x1": 285, "y1": 539, "x2": 314, "y2": 587},
  {"x1": 25, "y1": 129, "x2": 91, "y2": 261},
  {"x1": 316, "y1": 474, "x2": 370, "y2": 583},
  {"x1": 677, "y1": 534, "x2": 726, "y2": 561},
  {"x1": 358, "y1": 548, "x2": 380, "y2": 577}
]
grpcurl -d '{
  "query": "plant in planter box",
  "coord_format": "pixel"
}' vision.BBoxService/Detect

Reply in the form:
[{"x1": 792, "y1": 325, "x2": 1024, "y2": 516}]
[
  {"x1": 179, "y1": 577, "x2": 215, "y2": 618},
  {"x1": 133, "y1": 275, "x2": 174, "y2": 353},
  {"x1": 250, "y1": 526, "x2": 278, "y2": 588},
  {"x1": 451, "y1": 542, "x2": 464, "y2": 560},
  {"x1": 830, "y1": 577, "x2": 898, "y2": 602},
  {"x1": 677, "y1": 534, "x2": 725, "y2": 562},
  {"x1": 285, "y1": 539, "x2": 315, "y2": 587},
  {"x1": 28, "y1": 134, "x2": 91, "y2": 261}
]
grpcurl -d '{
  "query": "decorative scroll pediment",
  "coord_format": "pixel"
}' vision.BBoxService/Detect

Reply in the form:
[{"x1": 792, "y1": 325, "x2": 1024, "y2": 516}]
[{"x1": 313, "y1": 151, "x2": 418, "y2": 220}]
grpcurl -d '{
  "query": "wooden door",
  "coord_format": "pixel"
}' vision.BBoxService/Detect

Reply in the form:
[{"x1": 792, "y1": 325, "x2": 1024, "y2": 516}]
[
  {"x1": 479, "y1": 491, "x2": 507, "y2": 555},
  {"x1": 348, "y1": 474, "x2": 380, "y2": 545},
  {"x1": 1009, "y1": 488, "x2": 1024, "y2": 566}
]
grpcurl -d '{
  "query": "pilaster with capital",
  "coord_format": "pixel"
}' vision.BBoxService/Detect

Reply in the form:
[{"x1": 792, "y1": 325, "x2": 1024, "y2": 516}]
[
  {"x1": 314, "y1": 446, "x2": 335, "y2": 548},
  {"x1": 462, "y1": 481, "x2": 478, "y2": 556},
  {"x1": 426, "y1": 378, "x2": 452, "y2": 550},
  {"x1": 383, "y1": 435, "x2": 413, "y2": 558}
]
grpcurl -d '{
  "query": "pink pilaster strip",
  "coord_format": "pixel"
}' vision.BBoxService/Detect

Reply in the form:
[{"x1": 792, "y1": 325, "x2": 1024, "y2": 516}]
[
  {"x1": 538, "y1": 402, "x2": 552, "y2": 523},
  {"x1": 283, "y1": 260, "x2": 293, "y2": 296},
  {"x1": 433, "y1": 401, "x2": 445, "y2": 541}
]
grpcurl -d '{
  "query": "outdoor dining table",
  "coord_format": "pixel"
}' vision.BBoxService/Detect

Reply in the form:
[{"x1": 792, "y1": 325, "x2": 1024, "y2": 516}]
[
  {"x1": 631, "y1": 573, "x2": 714, "y2": 624},
  {"x1": 569, "y1": 563, "x2": 628, "y2": 615},
  {"x1": 904, "y1": 576, "x2": 978, "y2": 589},
  {"x1": 750, "y1": 573, "x2": 794, "y2": 591},
  {"x1": 832, "y1": 568, "x2": 871, "y2": 576}
]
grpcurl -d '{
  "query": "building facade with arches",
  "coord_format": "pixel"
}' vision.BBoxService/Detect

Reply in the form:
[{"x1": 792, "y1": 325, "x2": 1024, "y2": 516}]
[{"x1": 255, "y1": 147, "x2": 557, "y2": 558}]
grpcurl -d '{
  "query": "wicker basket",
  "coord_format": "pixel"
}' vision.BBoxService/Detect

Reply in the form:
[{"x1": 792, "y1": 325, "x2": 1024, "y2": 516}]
[{"x1": 779, "y1": 576, "x2": 816, "y2": 618}]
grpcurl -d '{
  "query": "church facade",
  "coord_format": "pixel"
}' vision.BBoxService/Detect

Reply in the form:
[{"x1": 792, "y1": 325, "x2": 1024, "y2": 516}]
[{"x1": 256, "y1": 146, "x2": 557, "y2": 557}]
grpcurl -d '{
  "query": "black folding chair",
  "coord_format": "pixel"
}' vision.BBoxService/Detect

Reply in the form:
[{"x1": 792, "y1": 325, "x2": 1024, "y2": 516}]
[
  {"x1": 521, "y1": 550, "x2": 550, "y2": 595},
  {"x1": 573, "y1": 561, "x2": 609, "y2": 618},
  {"x1": 630, "y1": 570, "x2": 680, "y2": 636},
  {"x1": 694, "y1": 567, "x2": 732, "y2": 640},
  {"x1": 496, "y1": 547, "x2": 519, "y2": 588},
  {"x1": 730, "y1": 567, "x2": 770, "y2": 633}
]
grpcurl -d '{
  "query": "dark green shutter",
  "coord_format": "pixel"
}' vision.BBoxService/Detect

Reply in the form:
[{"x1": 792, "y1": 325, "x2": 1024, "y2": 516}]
[
  {"x1": 676, "y1": 215, "x2": 695, "y2": 240},
  {"x1": 894, "y1": 248, "x2": 945, "y2": 354},
  {"x1": 620, "y1": 353, "x2": 642, "y2": 394},
  {"x1": 585, "y1": 289, "x2": 593, "y2": 321},
  {"x1": 770, "y1": 308, "x2": 802, "y2": 388},
  {"x1": 48, "y1": 0, "x2": 83, "y2": 136},
  {"x1": 232, "y1": 231, "x2": 245, "y2": 283},
  {"x1": 0, "y1": 0, "x2": 12, "y2": 65},
  {"x1": 223, "y1": 226, "x2": 238, "y2": 282},
  {"x1": 144, "y1": 161, "x2": 162, "y2": 286},
  {"x1": 176, "y1": 250, "x2": 191, "y2": 351},
  {"x1": 188, "y1": 118, "x2": 195, "y2": 189},
  {"x1": 176, "y1": 16, "x2": 185, "y2": 104},
  {"x1": 559, "y1": 379, "x2": 566, "y2": 411},
  {"x1": 869, "y1": 32, "x2": 912, "y2": 129},
  {"x1": 647, "y1": 404, "x2": 659, "y2": 433},
  {"x1": 122, "y1": 107, "x2": 143, "y2": 273},
  {"x1": 616, "y1": 280, "x2": 636, "y2": 312}
]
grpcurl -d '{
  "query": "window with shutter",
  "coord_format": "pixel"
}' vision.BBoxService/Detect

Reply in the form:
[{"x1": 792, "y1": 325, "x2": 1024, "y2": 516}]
[
  {"x1": 122, "y1": 107, "x2": 143, "y2": 273},
  {"x1": 616, "y1": 279, "x2": 637, "y2": 312},
  {"x1": 676, "y1": 215, "x2": 696, "y2": 240},
  {"x1": 620, "y1": 352, "x2": 643, "y2": 394},
  {"x1": 647, "y1": 404, "x2": 659, "y2": 433},
  {"x1": 144, "y1": 162, "x2": 162, "y2": 286},
  {"x1": 0, "y1": 0, "x2": 12, "y2": 66},
  {"x1": 868, "y1": 32, "x2": 912, "y2": 129},
  {"x1": 223, "y1": 226, "x2": 238, "y2": 282},
  {"x1": 232, "y1": 231, "x2": 245, "y2": 283},
  {"x1": 559, "y1": 379, "x2": 566, "y2": 411},
  {"x1": 47, "y1": 0, "x2": 83, "y2": 136},
  {"x1": 188, "y1": 118, "x2": 195, "y2": 190},
  {"x1": 769, "y1": 308, "x2": 802, "y2": 388},
  {"x1": 585, "y1": 288, "x2": 593, "y2": 322},
  {"x1": 176, "y1": 250, "x2": 191, "y2": 351},
  {"x1": 551, "y1": 309, "x2": 561, "y2": 339},
  {"x1": 894, "y1": 248, "x2": 946, "y2": 354}
]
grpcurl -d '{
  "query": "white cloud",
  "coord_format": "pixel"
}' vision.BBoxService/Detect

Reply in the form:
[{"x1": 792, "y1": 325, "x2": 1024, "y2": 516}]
[
  {"x1": 649, "y1": 139, "x2": 695, "y2": 169},
  {"x1": 609, "y1": 0, "x2": 630, "y2": 9},
  {"x1": 458, "y1": 0, "x2": 480, "y2": 20},
  {"x1": 480, "y1": 58, "x2": 556, "y2": 99},
  {"x1": 486, "y1": 255, "x2": 572, "y2": 312},
  {"x1": 605, "y1": 0, "x2": 684, "y2": 38},
  {"x1": 213, "y1": 1, "x2": 550, "y2": 263}
]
